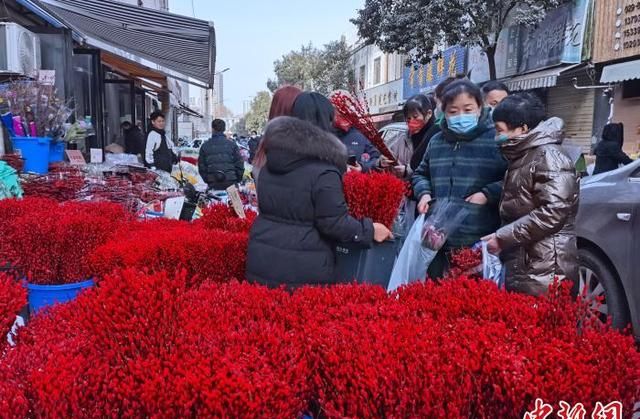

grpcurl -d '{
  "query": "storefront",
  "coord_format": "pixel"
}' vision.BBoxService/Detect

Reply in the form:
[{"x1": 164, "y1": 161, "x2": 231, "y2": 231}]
[
  {"x1": 473, "y1": 0, "x2": 596, "y2": 152},
  {"x1": 594, "y1": 0, "x2": 640, "y2": 155},
  {"x1": 3, "y1": 0, "x2": 215, "y2": 155}
]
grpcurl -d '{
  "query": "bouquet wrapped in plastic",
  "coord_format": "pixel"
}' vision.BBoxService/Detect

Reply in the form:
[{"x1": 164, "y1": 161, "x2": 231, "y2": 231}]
[{"x1": 388, "y1": 200, "x2": 469, "y2": 292}]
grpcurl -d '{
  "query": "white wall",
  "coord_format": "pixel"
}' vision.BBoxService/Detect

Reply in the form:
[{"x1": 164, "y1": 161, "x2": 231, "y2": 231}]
[{"x1": 350, "y1": 44, "x2": 405, "y2": 91}]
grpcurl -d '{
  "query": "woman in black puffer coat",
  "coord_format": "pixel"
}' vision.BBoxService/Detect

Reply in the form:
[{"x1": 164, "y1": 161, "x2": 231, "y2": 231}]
[
  {"x1": 246, "y1": 116, "x2": 391, "y2": 289},
  {"x1": 593, "y1": 122, "x2": 634, "y2": 175}
]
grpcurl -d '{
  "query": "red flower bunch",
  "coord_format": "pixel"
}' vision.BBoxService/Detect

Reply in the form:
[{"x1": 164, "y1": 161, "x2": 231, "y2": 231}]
[
  {"x1": 0, "y1": 198, "x2": 130, "y2": 284},
  {"x1": 0, "y1": 277, "x2": 638, "y2": 417},
  {"x1": 343, "y1": 171, "x2": 406, "y2": 228},
  {"x1": 0, "y1": 273, "x2": 26, "y2": 343},
  {"x1": 91, "y1": 221, "x2": 248, "y2": 287},
  {"x1": 329, "y1": 91, "x2": 397, "y2": 163},
  {"x1": 196, "y1": 203, "x2": 257, "y2": 233},
  {"x1": 0, "y1": 270, "x2": 310, "y2": 418},
  {"x1": 447, "y1": 246, "x2": 483, "y2": 278}
]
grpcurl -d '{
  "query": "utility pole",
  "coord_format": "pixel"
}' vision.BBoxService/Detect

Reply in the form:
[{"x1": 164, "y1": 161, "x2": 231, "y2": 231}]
[{"x1": 204, "y1": 67, "x2": 229, "y2": 134}]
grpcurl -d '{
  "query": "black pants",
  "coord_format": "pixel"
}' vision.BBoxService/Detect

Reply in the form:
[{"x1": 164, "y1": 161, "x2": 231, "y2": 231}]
[{"x1": 427, "y1": 248, "x2": 450, "y2": 280}]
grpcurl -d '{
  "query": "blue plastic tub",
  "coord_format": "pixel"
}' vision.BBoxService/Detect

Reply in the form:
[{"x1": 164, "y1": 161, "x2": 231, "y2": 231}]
[
  {"x1": 49, "y1": 141, "x2": 66, "y2": 163},
  {"x1": 26, "y1": 279, "x2": 94, "y2": 313},
  {"x1": 11, "y1": 136, "x2": 52, "y2": 174}
]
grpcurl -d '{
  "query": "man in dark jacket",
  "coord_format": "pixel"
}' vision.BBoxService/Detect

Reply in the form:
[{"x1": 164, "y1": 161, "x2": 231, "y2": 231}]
[
  {"x1": 593, "y1": 123, "x2": 634, "y2": 175},
  {"x1": 121, "y1": 121, "x2": 145, "y2": 157},
  {"x1": 198, "y1": 119, "x2": 245, "y2": 190},
  {"x1": 248, "y1": 131, "x2": 261, "y2": 164},
  {"x1": 333, "y1": 110, "x2": 380, "y2": 172}
]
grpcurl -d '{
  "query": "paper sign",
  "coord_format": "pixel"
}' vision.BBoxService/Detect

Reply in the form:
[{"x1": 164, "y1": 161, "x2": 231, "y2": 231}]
[
  {"x1": 66, "y1": 150, "x2": 86, "y2": 165},
  {"x1": 163, "y1": 197, "x2": 185, "y2": 220},
  {"x1": 90, "y1": 148, "x2": 103, "y2": 163},
  {"x1": 38, "y1": 70, "x2": 56, "y2": 86},
  {"x1": 226, "y1": 185, "x2": 245, "y2": 219}
]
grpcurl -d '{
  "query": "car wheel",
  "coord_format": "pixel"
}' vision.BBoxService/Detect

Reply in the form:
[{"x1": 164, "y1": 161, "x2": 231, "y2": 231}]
[{"x1": 578, "y1": 248, "x2": 630, "y2": 330}]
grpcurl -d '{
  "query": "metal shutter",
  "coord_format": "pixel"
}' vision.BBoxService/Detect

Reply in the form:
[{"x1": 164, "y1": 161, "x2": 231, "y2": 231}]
[{"x1": 547, "y1": 80, "x2": 595, "y2": 153}]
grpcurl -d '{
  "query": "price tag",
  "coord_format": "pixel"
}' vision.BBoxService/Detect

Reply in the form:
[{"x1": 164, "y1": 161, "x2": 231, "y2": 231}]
[
  {"x1": 66, "y1": 150, "x2": 86, "y2": 165},
  {"x1": 90, "y1": 148, "x2": 103, "y2": 163},
  {"x1": 226, "y1": 185, "x2": 245, "y2": 219}
]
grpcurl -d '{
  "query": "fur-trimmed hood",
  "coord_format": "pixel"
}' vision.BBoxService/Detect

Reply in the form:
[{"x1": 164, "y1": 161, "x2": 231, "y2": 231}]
[{"x1": 263, "y1": 116, "x2": 348, "y2": 174}]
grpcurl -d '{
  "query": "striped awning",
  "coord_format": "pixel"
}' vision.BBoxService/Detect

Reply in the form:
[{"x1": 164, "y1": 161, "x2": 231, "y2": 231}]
[
  {"x1": 504, "y1": 64, "x2": 582, "y2": 92},
  {"x1": 600, "y1": 60, "x2": 640, "y2": 83},
  {"x1": 38, "y1": 0, "x2": 216, "y2": 87}
]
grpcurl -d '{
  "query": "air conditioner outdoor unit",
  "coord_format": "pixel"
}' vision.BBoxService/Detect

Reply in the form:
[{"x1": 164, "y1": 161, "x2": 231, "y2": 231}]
[{"x1": 0, "y1": 23, "x2": 41, "y2": 77}]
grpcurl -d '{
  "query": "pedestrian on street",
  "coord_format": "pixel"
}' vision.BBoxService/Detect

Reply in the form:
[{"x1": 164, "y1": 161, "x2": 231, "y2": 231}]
[
  {"x1": 330, "y1": 91, "x2": 380, "y2": 173},
  {"x1": 593, "y1": 122, "x2": 634, "y2": 175},
  {"x1": 144, "y1": 111, "x2": 178, "y2": 173},
  {"x1": 252, "y1": 85, "x2": 303, "y2": 181},
  {"x1": 246, "y1": 117, "x2": 392, "y2": 289},
  {"x1": 248, "y1": 130, "x2": 261, "y2": 164},
  {"x1": 121, "y1": 121, "x2": 145, "y2": 159},
  {"x1": 198, "y1": 119, "x2": 245, "y2": 191},
  {"x1": 412, "y1": 80, "x2": 507, "y2": 279},
  {"x1": 481, "y1": 81, "x2": 510, "y2": 110},
  {"x1": 483, "y1": 93, "x2": 579, "y2": 296}
]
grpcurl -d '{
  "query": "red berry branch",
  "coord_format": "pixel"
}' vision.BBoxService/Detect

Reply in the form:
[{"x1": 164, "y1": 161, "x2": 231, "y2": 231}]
[{"x1": 330, "y1": 91, "x2": 397, "y2": 163}]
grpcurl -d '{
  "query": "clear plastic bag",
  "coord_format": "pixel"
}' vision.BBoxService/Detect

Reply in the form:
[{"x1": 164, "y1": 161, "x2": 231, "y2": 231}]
[
  {"x1": 388, "y1": 199, "x2": 470, "y2": 292},
  {"x1": 387, "y1": 214, "x2": 437, "y2": 292},
  {"x1": 481, "y1": 241, "x2": 504, "y2": 288},
  {"x1": 421, "y1": 199, "x2": 470, "y2": 251}
]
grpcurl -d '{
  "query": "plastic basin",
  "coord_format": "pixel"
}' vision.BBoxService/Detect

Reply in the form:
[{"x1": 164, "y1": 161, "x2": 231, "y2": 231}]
[
  {"x1": 11, "y1": 136, "x2": 52, "y2": 174},
  {"x1": 49, "y1": 141, "x2": 66, "y2": 163},
  {"x1": 26, "y1": 279, "x2": 94, "y2": 313}
]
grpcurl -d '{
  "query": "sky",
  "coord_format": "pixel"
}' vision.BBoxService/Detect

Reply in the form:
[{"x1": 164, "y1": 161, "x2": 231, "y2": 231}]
[{"x1": 170, "y1": 0, "x2": 363, "y2": 115}]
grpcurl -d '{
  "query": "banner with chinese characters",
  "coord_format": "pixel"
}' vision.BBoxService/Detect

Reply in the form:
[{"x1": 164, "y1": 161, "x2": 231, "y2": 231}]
[
  {"x1": 494, "y1": 0, "x2": 592, "y2": 78},
  {"x1": 362, "y1": 79, "x2": 403, "y2": 115},
  {"x1": 402, "y1": 46, "x2": 467, "y2": 100}
]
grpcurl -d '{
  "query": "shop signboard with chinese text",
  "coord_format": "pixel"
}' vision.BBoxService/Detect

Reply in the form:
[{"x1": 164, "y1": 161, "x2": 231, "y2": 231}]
[
  {"x1": 402, "y1": 46, "x2": 466, "y2": 99},
  {"x1": 593, "y1": 0, "x2": 640, "y2": 62},
  {"x1": 494, "y1": 0, "x2": 592, "y2": 78},
  {"x1": 364, "y1": 79, "x2": 403, "y2": 115}
]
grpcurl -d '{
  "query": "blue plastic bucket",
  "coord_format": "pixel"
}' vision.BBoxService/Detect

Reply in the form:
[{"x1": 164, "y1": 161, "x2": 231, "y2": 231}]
[
  {"x1": 11, "y1": 136, "x2": 52, "y2": 174},
  {"x1": 49, "y1": 141, "x2": 66, "y2": 163},
  {"x1": 26, "y1": 279, "x2": 94, "y2": 313}
]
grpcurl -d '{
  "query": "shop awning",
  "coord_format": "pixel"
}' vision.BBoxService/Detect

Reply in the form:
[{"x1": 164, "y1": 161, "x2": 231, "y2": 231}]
[
  {"x1": 37, "y1": 0, "x2": 216, "y2": 88},
  {"x1": 600, "y1": 60, "x2": 640, "y2": 83},
  {"x1": 177, "y1": 104, "x2": 203, "y2": 119},
  {"x1": 504, "y1": 64, "x2": 582, "y2": 92}
]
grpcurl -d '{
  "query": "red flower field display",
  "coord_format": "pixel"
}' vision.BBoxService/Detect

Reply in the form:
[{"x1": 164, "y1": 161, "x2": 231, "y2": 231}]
[
  {"x1": 196, "y1": 203, "x2": 257, "y2": 233},
  {"x1": 0, "y1": 273, "x2": 26, "y2": 343},
  {"x1": 0, "y1": 270, "x2": 310, "y2": 418},
  {"x1": 91, "y1": 220, "x2": 248, "y2": 286},
  {"x1": 0, "y1": 198, "x2": 129, "y2": 284},
  {"x1": 0, "y1": 275, "x2": 638, "y2": 417},
  {"x1": 343, "y1": 171, "x2": 406, "y2": 228}
]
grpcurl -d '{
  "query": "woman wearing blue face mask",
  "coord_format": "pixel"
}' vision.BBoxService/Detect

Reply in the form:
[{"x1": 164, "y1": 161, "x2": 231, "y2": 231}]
[{"x1": 412, "y1": 79, "x2": 508, "y2": 279}]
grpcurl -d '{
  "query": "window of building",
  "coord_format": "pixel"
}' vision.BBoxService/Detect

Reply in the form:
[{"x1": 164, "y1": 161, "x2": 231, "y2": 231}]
[
  {"x1": 359, "y1": 65, "x2": 366, "y2": 88},
  {"x1": 374, "y1": 57, "x2": 382, "y2": 85}
]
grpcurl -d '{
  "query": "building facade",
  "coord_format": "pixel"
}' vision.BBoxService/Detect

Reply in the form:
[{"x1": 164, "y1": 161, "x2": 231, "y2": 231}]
[
  {"x1": 594, "y1": 0, "x2": 640, "y2": 154},
  {"x1": 350, "y1": 43, "x2": 405, "y2": 125}
]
